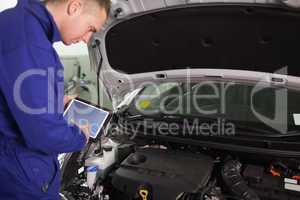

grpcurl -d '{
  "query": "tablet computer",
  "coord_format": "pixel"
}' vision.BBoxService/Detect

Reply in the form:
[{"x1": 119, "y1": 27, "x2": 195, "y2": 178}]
[{"x1": 63, "y1": 98, "x2": 111, "y2": 139}]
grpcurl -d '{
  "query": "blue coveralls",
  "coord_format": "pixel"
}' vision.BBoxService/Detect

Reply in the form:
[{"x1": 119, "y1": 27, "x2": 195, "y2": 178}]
[{"x1": 0, "y1": 0, "x2": 87, "y2": 199}]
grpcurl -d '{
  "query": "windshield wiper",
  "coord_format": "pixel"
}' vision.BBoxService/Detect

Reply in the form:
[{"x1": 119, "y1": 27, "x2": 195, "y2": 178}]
[
  {"x1": 261, "y1": 130, "x2": 300, "y2": 138},
  {"x1": 232, "y1": 124, "x2": 300, "y2": 137},
  {"x1": 233, "y1": 123, "x2": 278, "y2": 135},
  {"x1": 124, "y1": 112, "x2": 226, "y2": 122}
]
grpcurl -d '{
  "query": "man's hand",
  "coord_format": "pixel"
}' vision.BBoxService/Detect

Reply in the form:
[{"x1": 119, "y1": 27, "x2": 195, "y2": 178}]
[
  {"x1": 79, "y1": 124, "x2": 90, "y2": 144},
  {"x1": 63, "y1": 94, "x2": 78, "y2": 107},
  {"x1": 64, "y1": 95, "x2": 89, "y2": 144}
]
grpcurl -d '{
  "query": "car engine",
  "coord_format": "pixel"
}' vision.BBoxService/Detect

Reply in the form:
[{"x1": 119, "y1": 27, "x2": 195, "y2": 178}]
[
  {"x1": 112, "y1": 148, "x2": 213, "y2": 199},
  {"x1": 60, "y1": 137, "x2": 300, "y2": 200}
]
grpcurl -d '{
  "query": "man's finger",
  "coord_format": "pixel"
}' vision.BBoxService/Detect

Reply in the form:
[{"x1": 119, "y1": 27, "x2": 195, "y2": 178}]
[
  {"x1": 64, "y1": 94, "x2": 78, "y2": 107},
  {"x1": 79, "y1": 124, "x2": 90, "y2": 144}
]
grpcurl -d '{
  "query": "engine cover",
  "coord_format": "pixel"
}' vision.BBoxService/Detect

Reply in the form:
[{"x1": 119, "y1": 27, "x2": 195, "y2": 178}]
[{"x1": 112, "y1": 148, "x2": 214, "y2": 199}]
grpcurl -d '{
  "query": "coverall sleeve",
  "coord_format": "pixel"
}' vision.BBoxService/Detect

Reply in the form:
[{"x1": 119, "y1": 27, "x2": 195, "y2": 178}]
[{"x1": 0, "y1": 44, "x2": 87, "y2": 155}]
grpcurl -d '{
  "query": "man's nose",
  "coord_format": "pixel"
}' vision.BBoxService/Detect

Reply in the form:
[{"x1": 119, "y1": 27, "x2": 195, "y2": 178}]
[{"x1": 82, "y1": 32, "x2": 93, "y2": 43}]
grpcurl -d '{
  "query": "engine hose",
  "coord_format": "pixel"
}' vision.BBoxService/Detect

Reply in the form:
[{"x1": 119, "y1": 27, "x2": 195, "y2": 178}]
[{"x1": 222, "y1": 160, "x2": 260, "y2": 200}]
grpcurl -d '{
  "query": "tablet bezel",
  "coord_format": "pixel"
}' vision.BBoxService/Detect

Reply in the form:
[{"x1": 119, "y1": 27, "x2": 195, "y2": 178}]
[{"x1": 63, "y1": 98, "x2": 113, "y2": 139}]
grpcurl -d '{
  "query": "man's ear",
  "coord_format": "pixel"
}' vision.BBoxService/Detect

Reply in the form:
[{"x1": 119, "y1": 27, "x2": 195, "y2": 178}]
[{"x1": 67, "y1": 0, "x2": 83, "y2": 17}]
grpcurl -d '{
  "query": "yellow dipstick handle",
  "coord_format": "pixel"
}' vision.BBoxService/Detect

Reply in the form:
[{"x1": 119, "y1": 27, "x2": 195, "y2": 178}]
[{"x1": 139, "y1": 189, "x2": 149, "y2": 200}]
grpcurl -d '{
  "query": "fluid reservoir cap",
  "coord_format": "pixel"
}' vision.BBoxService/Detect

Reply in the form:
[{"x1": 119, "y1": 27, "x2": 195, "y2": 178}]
[
  {"x1": 87, "y1": 165, "x2": 98, "y2": 172},
  {"x1": 127, "y1": 154, "x2": 147, "y2": 165},
  {"x1": 103, "y1": 145, "x2": 113, "y2": 152}
]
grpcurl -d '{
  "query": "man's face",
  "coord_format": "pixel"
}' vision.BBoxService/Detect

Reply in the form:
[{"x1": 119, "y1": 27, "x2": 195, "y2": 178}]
[{"x1": 60, "y1": 1, "x2": 107, "y2": 45}]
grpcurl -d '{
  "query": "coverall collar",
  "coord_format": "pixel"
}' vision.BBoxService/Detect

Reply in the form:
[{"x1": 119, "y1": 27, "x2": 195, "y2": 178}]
[{"x1": 26, "y1": 0, "x2": 62, "y2": 43}]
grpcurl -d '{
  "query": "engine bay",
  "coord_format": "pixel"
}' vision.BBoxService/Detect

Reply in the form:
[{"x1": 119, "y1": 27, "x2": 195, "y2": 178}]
[{"x1": 60, "y1": 135, "x2": 300, "y2": 200}]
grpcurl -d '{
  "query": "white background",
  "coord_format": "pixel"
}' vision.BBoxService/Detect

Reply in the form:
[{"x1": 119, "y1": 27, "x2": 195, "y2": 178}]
[
  {"x1": 0, "y1": 0, "x2": 88, "y2": 56},
  {"x1": 0, "y1": 0, "x2": 18, "y2": 12}
]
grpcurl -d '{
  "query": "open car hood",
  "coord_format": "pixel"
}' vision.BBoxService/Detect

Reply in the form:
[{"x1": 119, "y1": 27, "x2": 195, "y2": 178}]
[{"x1": 89, "y1": 0, "x2": 300, "y2": 108}]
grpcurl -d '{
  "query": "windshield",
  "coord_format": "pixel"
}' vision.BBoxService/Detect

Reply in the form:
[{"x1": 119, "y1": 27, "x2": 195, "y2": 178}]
[{"x1": 124, "y1": 81, "x2": 300, "y2": 135}]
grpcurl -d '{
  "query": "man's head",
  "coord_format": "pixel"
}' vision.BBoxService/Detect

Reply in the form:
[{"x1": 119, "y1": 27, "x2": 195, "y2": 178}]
[{"x1": 45, "y1": 0, "x2": 110, "y2": 45}]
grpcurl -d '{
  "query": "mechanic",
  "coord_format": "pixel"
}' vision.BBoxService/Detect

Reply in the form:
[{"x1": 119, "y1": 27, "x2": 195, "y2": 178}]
[{"x1": 0, "y1": 0, "x2": 110, "y2": 199}]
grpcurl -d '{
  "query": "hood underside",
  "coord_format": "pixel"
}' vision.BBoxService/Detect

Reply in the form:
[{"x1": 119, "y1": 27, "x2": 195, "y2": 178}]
[{"x1": 104, "y1": 4, "x2": 300, "y2": 76}]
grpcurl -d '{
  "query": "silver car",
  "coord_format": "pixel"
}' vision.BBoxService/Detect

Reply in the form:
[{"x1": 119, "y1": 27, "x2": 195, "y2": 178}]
[{"x1": 60, "y1": 1, "x2": 300, "y2": 200}]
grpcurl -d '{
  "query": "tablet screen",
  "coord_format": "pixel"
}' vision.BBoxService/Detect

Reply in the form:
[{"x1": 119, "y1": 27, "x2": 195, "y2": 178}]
[{"x1": 63, "y1": 99, "x2": 110, "y2": 138}]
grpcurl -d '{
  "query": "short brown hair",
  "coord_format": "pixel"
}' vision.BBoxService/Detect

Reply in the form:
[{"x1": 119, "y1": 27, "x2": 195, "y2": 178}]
[
  {"x1": 44, "y1": 0, "x2": 111, "y2": 15},
  {"x1": 91, "y1": 0, "x2": 111, "y2": 15}
]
